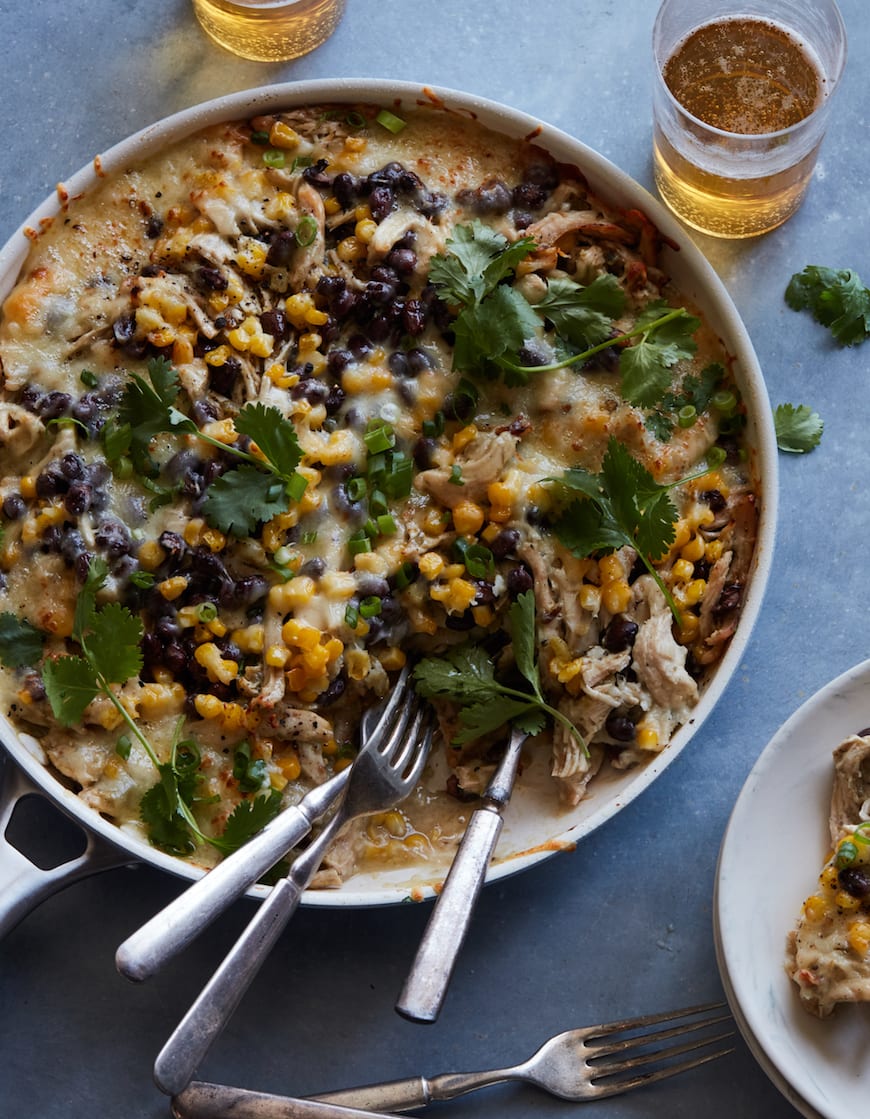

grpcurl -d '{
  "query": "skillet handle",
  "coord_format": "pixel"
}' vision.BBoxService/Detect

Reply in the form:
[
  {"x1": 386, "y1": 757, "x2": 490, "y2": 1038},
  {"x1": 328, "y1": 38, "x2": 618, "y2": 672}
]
[{"x1": 0, "y1": 753, "x2": 130, "y2": 939}]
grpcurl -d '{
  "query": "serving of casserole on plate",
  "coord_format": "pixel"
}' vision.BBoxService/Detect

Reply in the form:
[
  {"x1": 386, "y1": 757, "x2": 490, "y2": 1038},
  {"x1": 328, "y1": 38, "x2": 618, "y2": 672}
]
[{"x1": 0, "y1": 81, "x2": 775, "y2": 908}]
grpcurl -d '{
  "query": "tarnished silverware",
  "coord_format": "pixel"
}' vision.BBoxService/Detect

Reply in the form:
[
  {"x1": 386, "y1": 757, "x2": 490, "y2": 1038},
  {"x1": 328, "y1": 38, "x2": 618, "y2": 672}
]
[
  {"x1": 154, "y1": 689, "x2": 435, "y2": 1097},
  {"x1": 172, "y1": 1003, "x2": 734, "y2": 1115},
  {"x1": 116, "y1": 669, "x2": 412, "y2": 983},
  {"x1": 396, "y1": 724, "x2": 529, "y2": 1023}
]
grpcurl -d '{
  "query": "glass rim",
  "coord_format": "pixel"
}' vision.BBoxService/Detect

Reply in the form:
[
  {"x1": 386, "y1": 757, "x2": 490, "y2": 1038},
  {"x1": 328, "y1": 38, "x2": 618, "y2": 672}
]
[{"x1": 652, "y1": 1, "x2": 848, "y2": 143}]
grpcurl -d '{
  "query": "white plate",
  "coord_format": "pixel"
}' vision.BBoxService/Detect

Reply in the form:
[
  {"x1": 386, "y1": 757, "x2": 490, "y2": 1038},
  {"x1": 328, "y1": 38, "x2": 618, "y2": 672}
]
[
  {"x1": 0, "y1": 79, "x2": 777, "y2": 909},
  {"x1": 715, "y1": 658, "x2": 870, "y2": 1119}
]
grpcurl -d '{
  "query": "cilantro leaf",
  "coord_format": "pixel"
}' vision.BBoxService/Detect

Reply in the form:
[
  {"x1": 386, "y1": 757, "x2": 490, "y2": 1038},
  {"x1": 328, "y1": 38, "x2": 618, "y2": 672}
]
[
  {"x1": 430, "y1": 221, "x2": 534, "y2": 305},
  {"x1": 140, "y1": 769, "x2": 197, "y2": 857},
  {"x1": 203, "y1": 464, "x2": 292, "y2": 536},
  {"x1": 0, "y1": 613, "x2": 44, "y2": 668},
  {"x1": 619, "y1": 306, "x2": 699, "y2": 406},
  {"x1": 774, "y1": 403, "x2": 824, "y2": 453},
  {"x1": 413, "y1": 591, "x2": 584, "y2": 750},
  {"x1": 452, "y1": 285, "x2": 540, "y2": 376},
  {"x1": 211, "y1": 790, "x2": 283, "y2": 855},
  {"x1": 785, "y1": 266, "x2": 870, "y2": 346},
  {"x1": 232, "y1": 740, "x2": 270, "y2": 794},
  {"x1": 119, "y1": 357, "x2": 193, "y2": 471},
  {"x1": 86, "y1": 603, "x2": 144, "y2": 684},
  {"x1": 536, "y1": 274, "x2": 625, "y2": 351},
  {"x1": 235, "y1": 402, "x2": 303, "y2": 479},
  {"x1": 551, "y1": 437, "x2": 679, "y2": 619},
  {"x1": 42, "y1": 656, "x2": 100, "y2": 726}
]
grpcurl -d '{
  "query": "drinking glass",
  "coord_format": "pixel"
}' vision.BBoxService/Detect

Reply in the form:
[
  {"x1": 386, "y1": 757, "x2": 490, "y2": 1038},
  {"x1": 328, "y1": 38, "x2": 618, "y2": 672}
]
[
  {"x1": 652, "y1": 0, "x2": 847, "y2": 238},
  {"x1": 192, "y1": 0, "x2": 346, "y2": 62}
]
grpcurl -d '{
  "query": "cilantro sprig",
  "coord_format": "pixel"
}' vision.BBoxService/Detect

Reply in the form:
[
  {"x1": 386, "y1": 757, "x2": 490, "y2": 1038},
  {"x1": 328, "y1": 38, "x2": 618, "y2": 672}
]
[
  {"x1": 112, "y1": 358, "x2": 307, "y2": 535},
  {"x1": 547, "y1": 437, "x2": 715, "y2": 622},
  {"x1": 413, "y1": 590, "x2": 585, "y2": 750},
  {"x1": 0, "y1": 613, "x2": 45, "y2": 668},
  {"x1": 429, "y1": 221, "x2": 700, "y2": 406},
  {"x1": 774, "y1": 403, "x2": 824, "y2": 453},
  {"x1": 41, "y1": 558, "x2": 280, "y2": 856},
  {"x1": 785, "y1": 266, "x2": 870, "y2": 346}
]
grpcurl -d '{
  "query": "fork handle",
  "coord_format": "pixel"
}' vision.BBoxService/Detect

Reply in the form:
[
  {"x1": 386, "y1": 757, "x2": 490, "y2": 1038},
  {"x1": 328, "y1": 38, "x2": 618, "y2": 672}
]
[
  {"x1": 153, "y1": 809, "x2": 347, "y2": 1097},
  {"x1": 116, "y1": 769, "x2": 348, "y2": 983},
  {"x1": 396, "y1": 727, "x2": 528, "y2": 1024}
]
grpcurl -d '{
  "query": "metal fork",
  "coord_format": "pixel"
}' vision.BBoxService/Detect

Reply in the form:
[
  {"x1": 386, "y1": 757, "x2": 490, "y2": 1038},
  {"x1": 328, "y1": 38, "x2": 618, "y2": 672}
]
[
  {"x1": 171, "y1": 1003, "x2": 733, "y2": 1117},
  {"x1": 154, "y1": 690, "x2": 435, "y2": 1098},
  {"x1": 117, "y1": 669, "x2": 412, "y2": 983}
]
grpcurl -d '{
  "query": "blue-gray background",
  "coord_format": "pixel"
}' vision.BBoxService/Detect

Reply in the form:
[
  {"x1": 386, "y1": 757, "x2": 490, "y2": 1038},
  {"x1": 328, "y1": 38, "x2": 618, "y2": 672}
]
[{"x1": 0, "y1": 2, "x2": 866, "y2": 1116}]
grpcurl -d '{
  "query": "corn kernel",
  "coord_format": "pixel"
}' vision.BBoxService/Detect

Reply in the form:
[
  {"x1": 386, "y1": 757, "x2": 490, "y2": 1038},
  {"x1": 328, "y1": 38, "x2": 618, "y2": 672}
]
[
  {"x1": 452, "y1": 500, "x2": 485, "y2": 536},
  {"x1": 636, "y1": 725, "x2": 660, "y2": 750},
  {"x1": 320, "y1": 571, "x2": 356, "y2": 599},
  {"x1": 204, "y1": 345, "x2": 231, "y2": 367},
  {"x1": 353, "y1": 551, "x2": 389, "y2": 576},
  {"x1": 452, "y1": 424, "x2": 478, "y2": 452},
  {"x1": 422, "y1": 507, "x2": 448, "y2": 536},
  {"x1": 158, "y1": 576, "x2": 188, "y2": 601},
  {"x1": 137, "y1": 540, "x2": 165, "y2": 571},
  {"x1": 19, "y1": 476, "x2": 36, "y2": 500},
  {"x1": 323, "y1": 638, "x2": 344, "y2": 662},
  {"x1": 820, "y1": 865, "x2": 840, "y2": 892},
  {"x1": 323, "y1": 196, "x2": 342, "y2": 216},
  {"x1": 346, "y1": 649, "x2": 371, "y2": 680},
  {"x1": 194, "y1": 642, "x2": 239, "y2": 685},
  {"x1": 598, "y1": 554, "x2": 624, "y2": 585},
  {"x1": 379, "y1": 646, "x2": 407, "y2": 672},
  {"x1": 602, "y1": 581, "x2": 631, "y2": 615},
  {"x1": 418, "y1": 552, "x2": 445, "y2": 580},
  {"x1": 138, "y1": 682, "x2": 186, "y2": 719},
  {"x1": 194, "y1": 693, "x2": 223, "y2": 720},
  {"x1": 802, "y1": 895, "x2": 828, "y2": 923},
  {"x1": 683, "y1": 578, "x2": 707, "y2": 607},
  {"x1": 232, "y1": 625, "x2": 265, "y2": 655},
  {"x1": 286, "y1": 665, "x2": 308, "y2": 692},
  {"x1": 579, "y1": 584, "x2": 601, "y2": 613},
  {"x1": 281, "y1": 618, "x2": 321, "y2": 649},
  {"x1": 184, "y1": 518, "x2": 206, "y2": 547},
  {"x1": 172, "y1": 336, "x2": 194, "y2": 366},
  {"x1": 848, "y1": 919, "x2": 870, "y2": 956},
  {"x1": 278, "y1": 749, "x2": 301, "y2": 782},
  {"x1": 268, "y1": 120, "x2": 300, "y2": 149},
  {"x1": 279, "y1": 576, "x2": 317, "y2": 609},
  {"x1": 265, "y1": 644, "x2": 290, "y2": 668},
  {"x1": 235, "y1": 239, "x2": 268, "y2": 279},
  {"x1": 341, "y1": 363, "x2": 393, "y2": 395},
  {"x1": 354, "y1": 218, "x2": 378, "y2": 243},
  {"x1": 672, "y1": 519, "x2": 692, "y2": 550},
  {"x1": 430, "y1": 577, "x2": 478, "y2": 614},
  {"x1": 681, "y1": 534, "x2": 706, "y2": 563},
  {"x1": 837, "y1": 890, "x2": 864, "y2": 912},
  {"x1": 472, "y1": 604, "x2": 494, "y2": 626},
  {"x1": 705, "y1": 539, "x2": 724, "y2": 563},
  {"x1": 337, "y1": 236, "x2": 365, "y2": 263},
  {"x1": 671, "y1": 558, "x2": 695, "y2": 583}
]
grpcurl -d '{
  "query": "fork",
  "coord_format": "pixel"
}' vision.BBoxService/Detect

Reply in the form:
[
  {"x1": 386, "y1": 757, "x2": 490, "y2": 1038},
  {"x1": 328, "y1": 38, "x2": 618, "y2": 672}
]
[
  {"x1": 170, "y1": 1003, "x2": 734, "y2": 1116},
  {"x1": 117, "y1": 669, "x2": 412, "y2": 983},
  {"x1": 154, "y1": 690, "x2": 435, "y2": 1098}
]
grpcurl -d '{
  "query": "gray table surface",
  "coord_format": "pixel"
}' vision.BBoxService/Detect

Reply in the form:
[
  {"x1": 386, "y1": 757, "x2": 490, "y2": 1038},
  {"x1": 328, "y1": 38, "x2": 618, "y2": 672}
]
[{"x1": 0, "y1": 1, "x2": 867, "y2": 1116}]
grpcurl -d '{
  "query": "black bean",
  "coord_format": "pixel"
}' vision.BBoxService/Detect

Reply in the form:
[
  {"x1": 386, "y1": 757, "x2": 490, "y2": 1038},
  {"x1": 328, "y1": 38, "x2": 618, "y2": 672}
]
[
  {"x1": 714, "y1": 583, "x2": 743, "y2": 617},
  {"x1": 302, "y1": 158, "x2": 331, "y2": 187},
  {"x1": 145, "y1": 214, "x2": 164, "y2": 239},
  {"x1": 385, "y1": 247, "x2": 417, "y2": 276},
  {"x1": 317, "y1": 274, "x2": 346, "y2": 297},
  {"x1": 164, "y1": 642, "x2": 188, "y2": 675},
  {"x1": 512, "y1": 182, "x2": 548, "y2": 210},
  {"x1": 59, "y1": 528, "x2": 86, "y2": 567},
  {"x1": 388, "y1": 351, "x2": 409, "y2": 377},
  {"x1": 36, "y1": 391, "x2": 72, "y2": 421},
  {"x1": 490, "y1": 528, "x2": 520, "y2": 560},
  {"x1": 36, "y1": 466, "x2": 68, "y2": 499},
  {"x1": 95, "y1": 519, "x2": 132, "y2": 558},
  {"x1": 266, "y1": 230, "x2": 296, "y2": 267},
  {"x1": 700, "y1": 488, "x2": 727, "y2": 513},
  {"x1": 365, "y1": 279, "x2": 396, "y2": 306},
  {"x1": 412, "y1": 436, "x2": 436, "y2": 470},
  {"x1": 603, "y1": 615, "x2": 639, "y2": 652},
  {"x1": 406, "y1": 347, "x2": 433, "y2": 374},
  {"x1": 403, "y1": 299, "x2": 426, "y2": 336},
  {"x1": 605, "y1": 713, "x2": 636, "y2": 742},
  {"x1": 327, "y1": 348, "x2": 352, "y2": 376},
  {"x1": 357, "y1": 574, "x2": 390, "y2": 598},
  {"x1": 840, "y1": 866, "x2": 870, "y2": 898},
  {"x1": 367, "y1": 162, "x2": 404, "y2": 188},
  {"x1": 74, "y1": 552, "x2": 95, "y2": 582},
  {"x1": 417, "y1": 190, "x2": 447, "y2": 219},
  {"x1": 348, "y1": 333, "x2": 373, "y2": 359},
  {"x1": 227, "y1": 574, "x2": 270, "y2": 609},
  {"x1": 155, "y1": 616, "x2": 181, "y2": 642},
  {"x1": 332, "y1": 172, "x2": 359, "y2": 209},
  {"x1": 369, "y1": 185, "x2": 395, "y2": 222},
  {"x1": 458, "y1": 179, "x2": 512, "y2": 215},
  {"x1": 64, "y1": 481, "x2": 93, "y2": 516},
  {"x1": 524, "y1": 161, "x2": 560, "y2": 190},
  {"x1": 260, "y1": 309, "x2": 288, "y2": 340},
  {"x1": 59, "y1": 453, "x2": 85, "y2": 480},
  {"x1": 40, "y1": 524, "x2": 63, "y2": 552},
  {"x1": 291, "y1": 378, "x2": 329, "y2": 406},
  {"x1": 331, "y1": 288, "x2": 358, "y2": 319},
  {"x1": 507, "y1": 565, "x2": 534, "y2": 597},
  {"x1": 2, "y1": 493, "x2": 25, "y2": 519},
  {"x1": 319, "y1": 671, "x2": 347, "y2": 707},
  {"x1": 197, "y1": 266, "x2": 227, "y2": 291},
  {"x1": 112, "y1": 313, "x2": 137, "y2": 346},
  {"x1": 299, "y1": 557, "x2": 326, "y2": 579},
  {"x1": 324, "y1": 384, "x2": 345, "y2": 415}
]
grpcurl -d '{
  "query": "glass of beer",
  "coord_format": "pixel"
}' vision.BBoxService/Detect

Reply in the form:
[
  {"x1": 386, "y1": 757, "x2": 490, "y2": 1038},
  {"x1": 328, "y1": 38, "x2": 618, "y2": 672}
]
[
  {"x1": 192, "y1": 0, "x2": 346, "y2": 62},
  {"x1": 652, "y1": 0, "x2": 846, "y2": 238}
]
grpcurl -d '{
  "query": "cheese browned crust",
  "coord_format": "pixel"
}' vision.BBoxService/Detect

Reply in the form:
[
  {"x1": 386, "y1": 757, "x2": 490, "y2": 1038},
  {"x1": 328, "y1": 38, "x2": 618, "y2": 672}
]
[{"x1": 0, "y1": 104, "x2": 759, "y2": 881}]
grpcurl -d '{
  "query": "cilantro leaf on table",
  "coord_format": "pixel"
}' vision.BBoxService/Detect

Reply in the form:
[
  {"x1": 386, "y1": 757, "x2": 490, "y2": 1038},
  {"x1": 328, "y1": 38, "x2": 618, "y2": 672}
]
[
  {"x1": 413, "y1": 591, "x2": 584, "y2": 750},
  {"x1": 785, "y1": 266, "x2": 870, "y2": 346},
  {"x1": 549, "y1": 437, "x2": 680, "y2": 620},
  {"x1": 0, "y1": 613, "x2": 44, "y2": 668},
  {"x1": 774, "y1": 403, "x2": 824, "y2": 453}
]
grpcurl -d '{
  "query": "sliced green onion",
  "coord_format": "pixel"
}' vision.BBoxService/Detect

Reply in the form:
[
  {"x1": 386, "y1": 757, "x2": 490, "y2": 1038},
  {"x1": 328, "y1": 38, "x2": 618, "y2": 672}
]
[
  {"x1": 383, "y1": 452, "x2": 413, "y2": 499},
  {"x1": 677, "y1": 404, "x2": 697, "y2": 428},
  {"x1": 364, "y1": 424, "x2": 395, "y2": 454},
  {"x1": 836, "y1": 840, "x2": 858, "y2": 868},
  {"x1": 344, "y1": 603, "x2": 359, "y2": 627},
  {"x1": 363, "y1": 518, "x2": 380, "y2": 539},
  {"x1": 367, "y1": 452, "x2": 387, "y2": 484},
  {"x1": 286, "y1": 472, "x2": 309, "y2": 503},
  {"x1": 448, "y1": 464, "x2": 465, "y2": 486},
  {"x1": 369, "y1": 488, "x2": 389, "y2": 517},
  {"x1": 377, "y1": 513, "x2": 397, "y2": 536},
  {"x1": 116, "y1": 734, "x2": 132, "y2": 761},
  {"x1": 129, "y1": 570, "x2": 156, "y2": 589},
  {"x1": 174, "y1": 738, "x2": 202, "y2": 775},
  {"x1": 195, "y1": 601, "x2": 218, "y2": 623},
  {"x1": 345, "y1": 110, "x2": 367, "y2": 129},
  {"x1": 348, "y1": 531, "x2": 372, "y2": 556},
  {"x1": 394, "y1": 561, "x2": 418, "y2": 590},
  {"x1": 346, "y1": 476, "x2": 367, "y2": 502},
  {"x1": 422, "y1": 411, "x2": 445, "y2": 438},
  {"x1": 375, "y1": 108, "x2": 406, "y2": 134},
  {"x1": 455, "y1": 540, "x2": 495, "y2": 581},
  {"x1": 712, "y1": 389, "x2": 737, "y2": 413},
  {"x1": 359, "y1": 596, "x2": 382, "y2": 618},
  {"x1": 262, "y1": 149, "x2": 286, "y2": 168},
  {"x1": 300, "y1": 530, "x2": 318, "y2": 545},
  {"x1": 295, "y1": 214, "x2": 318, "y2": 247},
  {"x1": 80, "y1": 368, "x2": 98, "y2": 388},
  {"x1": 250, "y1": 130, "x2": 270, "y2": 145},
  {"x1": 707, "y1": 445, "x2": 727, "y2": 468},
  {"x1": 273, "y1": 545, "x2": 292, "y2": 566},
  {"x1": 290, "y1": 154, "x2": 314, "y2": 171}
]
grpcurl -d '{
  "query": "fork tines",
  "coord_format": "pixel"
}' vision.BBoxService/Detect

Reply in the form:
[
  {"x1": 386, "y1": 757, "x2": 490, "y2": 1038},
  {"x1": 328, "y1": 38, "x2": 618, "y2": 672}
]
[{"x1": 585, "y1": 1001, "x2": 735, "y2": 1097}]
